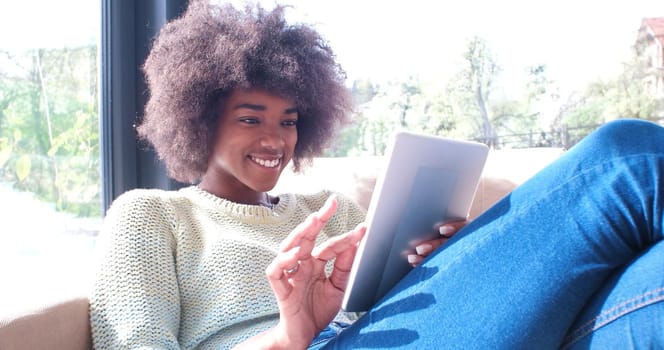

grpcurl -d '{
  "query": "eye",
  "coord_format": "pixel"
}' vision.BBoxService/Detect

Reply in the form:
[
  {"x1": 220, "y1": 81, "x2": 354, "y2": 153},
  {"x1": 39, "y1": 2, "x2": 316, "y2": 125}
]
[
  {"x1": 281, "y1": 119, "x2": 298, "y2": 127},
  {"x1": 238, "y1": 117, "x2": 259, "y2": 125}
]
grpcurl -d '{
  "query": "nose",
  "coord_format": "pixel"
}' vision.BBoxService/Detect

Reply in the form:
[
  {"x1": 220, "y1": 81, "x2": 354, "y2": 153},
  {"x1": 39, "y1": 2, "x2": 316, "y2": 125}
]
[{"x1": 259, "y1": 128, "x2": 285, "y2": 150}]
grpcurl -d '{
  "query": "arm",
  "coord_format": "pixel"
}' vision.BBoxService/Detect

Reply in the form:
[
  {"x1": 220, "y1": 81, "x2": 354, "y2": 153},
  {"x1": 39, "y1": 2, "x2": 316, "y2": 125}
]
[{"x1": 90, "y1": 191, "x2": 181, "y2": 349}]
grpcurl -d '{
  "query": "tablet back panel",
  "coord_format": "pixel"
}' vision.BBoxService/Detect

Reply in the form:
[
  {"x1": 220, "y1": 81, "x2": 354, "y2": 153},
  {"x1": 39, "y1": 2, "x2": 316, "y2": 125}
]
[{"x1": 341, "y1": 131, "x2": 488, "y2": 312}]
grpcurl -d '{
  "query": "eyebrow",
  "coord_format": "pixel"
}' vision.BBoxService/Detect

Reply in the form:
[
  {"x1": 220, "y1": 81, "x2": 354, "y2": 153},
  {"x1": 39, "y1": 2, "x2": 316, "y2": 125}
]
[{"x1": 234, "y1": 103, "x2": 298, "y2": 115}]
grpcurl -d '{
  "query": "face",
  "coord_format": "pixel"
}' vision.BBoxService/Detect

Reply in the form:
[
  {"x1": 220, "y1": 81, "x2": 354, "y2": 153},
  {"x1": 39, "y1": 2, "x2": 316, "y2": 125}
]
[{"x1": 199, "y1": 88, "x2": 298, "y2": 204}]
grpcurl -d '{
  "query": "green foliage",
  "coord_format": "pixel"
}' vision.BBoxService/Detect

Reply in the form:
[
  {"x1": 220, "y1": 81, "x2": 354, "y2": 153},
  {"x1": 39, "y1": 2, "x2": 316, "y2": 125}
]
[
  {"x1": 351, "y1": 78, "x2": 378, "y2": 105},
  {"x1": 556, "y1": 51, "x2": 662, "y2": 146},
  {"x1": 329, "y1": 77, "x2": 457, "y2": 156},
  {"x1": 333, "y1": 32, "x2": 662, "y2": 156},
  {"x1": 0, "y1": 137, "x2": 10, "y2": 167},
  {"x1": 417, "y1": 89, "x2": 456, "y2": 136},
  {"x1": 0, "y1": 46, "x2": 100, "y2": 217},
  {"x1": 604, "y1": 57, "x2": 660, "y2": 119}
]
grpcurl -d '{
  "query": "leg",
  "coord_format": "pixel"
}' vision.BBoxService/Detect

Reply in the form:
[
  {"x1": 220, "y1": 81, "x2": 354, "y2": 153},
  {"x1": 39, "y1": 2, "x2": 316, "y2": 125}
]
[
  {"x1": 324, "y1": 119, "x2": 664, "y2": 349},
  {"x1": 562, "y1": 241, "x2": 664, "y2": 349}
]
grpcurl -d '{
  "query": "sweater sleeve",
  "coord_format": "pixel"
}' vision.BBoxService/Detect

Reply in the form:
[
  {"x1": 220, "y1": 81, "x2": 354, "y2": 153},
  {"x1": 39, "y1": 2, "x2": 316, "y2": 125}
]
[{"x1": 90, "y1": 190, "x2": 181, "y2": 349}]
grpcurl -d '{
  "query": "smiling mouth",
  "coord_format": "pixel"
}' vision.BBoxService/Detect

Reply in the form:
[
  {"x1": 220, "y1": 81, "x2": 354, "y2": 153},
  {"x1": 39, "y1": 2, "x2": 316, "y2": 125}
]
[{"x1": 250, "y1": 156, "x2": 281, "y2": 168}]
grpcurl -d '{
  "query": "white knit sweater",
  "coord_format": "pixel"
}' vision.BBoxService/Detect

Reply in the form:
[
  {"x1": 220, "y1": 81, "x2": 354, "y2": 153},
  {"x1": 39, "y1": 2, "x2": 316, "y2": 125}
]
[{"x1": 90, "y1": 186, "x2": 366, "y2": 349}]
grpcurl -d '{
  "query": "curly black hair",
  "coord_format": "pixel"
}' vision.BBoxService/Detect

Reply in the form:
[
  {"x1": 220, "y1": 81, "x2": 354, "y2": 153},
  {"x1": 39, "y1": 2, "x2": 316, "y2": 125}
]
[{"x1": 137, "y1": 0, "x2": 353, "y2": 183}]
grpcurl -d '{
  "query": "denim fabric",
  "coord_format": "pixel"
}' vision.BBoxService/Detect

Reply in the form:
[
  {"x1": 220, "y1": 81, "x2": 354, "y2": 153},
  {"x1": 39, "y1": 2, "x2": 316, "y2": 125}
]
[
  {"x1": 322, "y1": 119, "x2": 664, "y2": 349},
  {"x1": 562, "y1": 240, "x2": 664, "y2": 349},
  {"x1": 308, "y1": 322, "x2": 350, "y2": 350}
]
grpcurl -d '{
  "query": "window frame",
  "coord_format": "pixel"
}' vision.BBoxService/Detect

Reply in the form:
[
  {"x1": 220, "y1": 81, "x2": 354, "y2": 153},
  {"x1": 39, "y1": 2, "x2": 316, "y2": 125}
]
[{"x1": 100, "y1": 0, "x2": 188, "y2": 213}]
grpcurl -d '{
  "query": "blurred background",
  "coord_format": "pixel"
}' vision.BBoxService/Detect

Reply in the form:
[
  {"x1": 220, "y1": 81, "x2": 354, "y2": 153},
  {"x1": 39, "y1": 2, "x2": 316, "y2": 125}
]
[{"x1": 0, "y1": 0, "x2": 662, "y2": 313}]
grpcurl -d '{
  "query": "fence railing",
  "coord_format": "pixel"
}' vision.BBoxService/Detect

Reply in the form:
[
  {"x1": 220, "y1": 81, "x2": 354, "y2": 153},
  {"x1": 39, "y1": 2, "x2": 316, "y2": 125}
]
[
  {"x1": 475, "y1": 117, "x2": 664, "y2": 150},
  {"x1": 487, "y1": 124, "x2": 602, "y2": 150}
]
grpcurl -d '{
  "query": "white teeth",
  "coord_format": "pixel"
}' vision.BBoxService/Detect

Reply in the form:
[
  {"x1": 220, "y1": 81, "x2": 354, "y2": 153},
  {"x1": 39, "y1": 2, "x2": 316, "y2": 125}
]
[{"x1": 251, "y1": 156, "x2": 280, "y2": 168}]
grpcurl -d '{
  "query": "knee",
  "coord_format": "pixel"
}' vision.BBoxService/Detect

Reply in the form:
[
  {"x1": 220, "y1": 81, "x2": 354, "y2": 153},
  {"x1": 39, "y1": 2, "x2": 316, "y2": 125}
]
[
  {"x1": 595, "y1": 118, "x2": 662, "y2": 138},
  {"x1": 579, "y1": 119, "x2": 664, "y2": 154}
]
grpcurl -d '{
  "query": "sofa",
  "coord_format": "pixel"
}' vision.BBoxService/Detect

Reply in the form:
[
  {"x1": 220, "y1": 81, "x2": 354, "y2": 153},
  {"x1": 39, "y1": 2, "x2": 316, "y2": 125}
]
[
  {"x1": 0, "y1": 148, "x2": 563, "y2": 349},
  {"x1": 0, "y1": 298, "x2": 91, "y2": 350}
]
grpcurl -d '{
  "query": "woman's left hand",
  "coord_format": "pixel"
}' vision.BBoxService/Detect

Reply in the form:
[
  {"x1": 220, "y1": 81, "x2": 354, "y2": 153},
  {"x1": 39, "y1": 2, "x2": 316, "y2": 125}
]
[
  {"x1": 407, "y1": 219, "x2": 468, "y2": 267},
  {"x1": 264, "y1": 195, "x2": 366, "y2": 349}
]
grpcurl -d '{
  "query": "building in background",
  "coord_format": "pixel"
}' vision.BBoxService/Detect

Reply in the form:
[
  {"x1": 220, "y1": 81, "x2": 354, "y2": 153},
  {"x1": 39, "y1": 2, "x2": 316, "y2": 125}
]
[{"x1": 636, "y1": 17, "x2": 664, "y2": 118}]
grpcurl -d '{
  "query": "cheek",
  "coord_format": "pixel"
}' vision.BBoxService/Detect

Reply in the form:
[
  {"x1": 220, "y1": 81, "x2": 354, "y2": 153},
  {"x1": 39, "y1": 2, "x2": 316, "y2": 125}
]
[
  {"x1": 211, "y1": 138, "x2": 234, "y2": 166},
  {"x1": 287, "y1": 131, "x2": 298, "y2": 152}
]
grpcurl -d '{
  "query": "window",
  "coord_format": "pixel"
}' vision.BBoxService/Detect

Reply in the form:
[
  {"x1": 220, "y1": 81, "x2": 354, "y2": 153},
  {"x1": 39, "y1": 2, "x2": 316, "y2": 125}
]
[
  {"x1": 0, "y1": 0, "x2": 190, "y2": 313},
  {"x1": 275, "y1": 0, "x2": 664, "y2": 149},
  {"x1": 1, "y1": 0, "x2": 661, "y2": 315},
  {"x1": 0, "y1": 1, "x2": 101, "y2": 312}
]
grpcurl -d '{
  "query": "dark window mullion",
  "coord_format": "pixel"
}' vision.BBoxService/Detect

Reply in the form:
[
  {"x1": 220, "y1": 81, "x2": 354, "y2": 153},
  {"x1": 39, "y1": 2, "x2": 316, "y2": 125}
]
[{"x1": 100, "y1": 0, "x2": 188, "y2": 214}]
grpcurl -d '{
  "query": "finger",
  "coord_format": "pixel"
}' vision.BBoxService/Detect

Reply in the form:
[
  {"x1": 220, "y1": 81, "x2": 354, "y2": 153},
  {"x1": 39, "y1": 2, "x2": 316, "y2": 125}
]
[
  {"x1": 408, "y1": 253, "x2": 424, "y2": 266},
  {"x1": 415, "y1": 242, "x2": 434, "y2": 256},
  {"x1": 414, "y1": 236, "x2": 450, "y2": 257},
  {"x1": 331, "y1": 225, "x2": 366, "y2": 270},
  {"x1": 311, "y1": 223, "x2": 366, "y2": 261},
  {"x1": 266, "y1": 246, "x2": 301, "y2": 298},
  {"x1": 280, "y1": 195, "x2": 338, "y2": 253},
  {"x1": 435, "y1": 219, "x2": 467, "y2": 238},
  {"x1": 327, "y1": 226, "x2": 366, "y2": 290},
  {"x1": 328, "y1": 242, "x2": 360, "y2": 290}
]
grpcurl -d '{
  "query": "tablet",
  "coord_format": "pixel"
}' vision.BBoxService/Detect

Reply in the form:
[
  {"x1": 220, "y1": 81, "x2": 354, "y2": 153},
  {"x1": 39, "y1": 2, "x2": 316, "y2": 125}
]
[{"x1": 341, "y1": 131, "x2": 489, "y2": 312}]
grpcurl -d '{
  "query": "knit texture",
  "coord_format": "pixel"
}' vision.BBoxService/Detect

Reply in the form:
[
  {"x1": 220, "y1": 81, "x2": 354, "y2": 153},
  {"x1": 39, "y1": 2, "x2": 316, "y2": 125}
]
[{"x1": 90, "y1": 186, "x2": 366, "y2": 349}]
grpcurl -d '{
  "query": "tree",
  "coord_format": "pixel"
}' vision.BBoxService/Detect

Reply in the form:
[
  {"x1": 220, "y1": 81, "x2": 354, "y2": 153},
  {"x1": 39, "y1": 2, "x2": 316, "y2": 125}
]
[
  {"x1": 388, "y1": 76, "x2": 421, "y2": 128},
  {"x1": 446, "y1": 39, "x2": 567, "y2": 148},
  {"x1": 417, "y1": 87, "x2": 456, "y2": 136},
  {"x1": 351, "y1": 78, "x2": 378, "y2": 106},
  {"x1": 552, "y1": 50, "x2": 661, "y2": 148},
  {"x1": 447, "y1": 36, "x2": 501, "y2": 147},
  {"x1": 608, "y1": 55, "x2": 661, "y2": 120},
  {"x1": 324, "y1": 79, "x2": 377, "y2": 157},
  {"x1": 333, "y1": 78, "x2": 420, "y2": 156},
  {"x1": 0, "y1": 46, "x2": 100, "y2": 217},
  {"x1": 492, "y1": 64, "x2": 557, "y2": 148}
]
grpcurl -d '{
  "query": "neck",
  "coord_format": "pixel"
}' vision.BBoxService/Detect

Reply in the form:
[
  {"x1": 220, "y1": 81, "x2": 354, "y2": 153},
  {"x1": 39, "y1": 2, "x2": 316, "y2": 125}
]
[{"x1": 197, "y1": 183, "x2": 273, "y2": 208}]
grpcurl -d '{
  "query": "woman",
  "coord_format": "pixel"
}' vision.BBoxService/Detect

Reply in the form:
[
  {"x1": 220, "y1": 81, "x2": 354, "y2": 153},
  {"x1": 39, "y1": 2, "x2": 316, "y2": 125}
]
[
  {"x1": 91, "y1": 1, "x2": 461, "y2": 348},
  {"x1": 91, "y1": 1, "x2": 664, "y2": 349}
]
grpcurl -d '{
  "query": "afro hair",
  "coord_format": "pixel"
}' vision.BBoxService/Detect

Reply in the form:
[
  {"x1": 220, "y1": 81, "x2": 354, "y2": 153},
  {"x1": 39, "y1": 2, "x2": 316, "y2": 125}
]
[{"x1": 137, "y1": 0, "x2": 353, "y2": 183}]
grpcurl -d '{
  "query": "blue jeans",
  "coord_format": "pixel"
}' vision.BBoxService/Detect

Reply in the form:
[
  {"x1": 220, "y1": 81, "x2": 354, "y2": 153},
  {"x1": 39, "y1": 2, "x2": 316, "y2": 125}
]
[
  {"x1": 309, "y1": 322, "x2": 351, "y2": 350},
  {"x1": 319, "y1": 119, "x2": 664, "y2": 349}
]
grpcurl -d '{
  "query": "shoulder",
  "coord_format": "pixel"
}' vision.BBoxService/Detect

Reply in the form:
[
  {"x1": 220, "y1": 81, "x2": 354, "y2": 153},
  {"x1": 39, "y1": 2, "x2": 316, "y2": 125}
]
[
  {"x1": 102, "y1": 188, "x2": 187, "y2": 242},
  {"x1": 107, "y1": 188, "x2": 180, "y2": 218}
]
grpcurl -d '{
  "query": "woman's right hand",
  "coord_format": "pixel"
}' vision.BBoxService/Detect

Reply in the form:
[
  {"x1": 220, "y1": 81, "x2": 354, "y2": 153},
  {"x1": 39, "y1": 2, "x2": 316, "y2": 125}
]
[{"x1": 236, "y1": 195, "x2": 366, "y2": 349}]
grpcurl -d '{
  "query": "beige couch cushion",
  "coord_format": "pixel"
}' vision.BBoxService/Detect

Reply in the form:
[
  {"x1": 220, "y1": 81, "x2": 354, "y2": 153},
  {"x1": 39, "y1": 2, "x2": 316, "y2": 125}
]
[
  {"x1": 0, "y1": 297, "x2": 92, "y2": 350},
  {"x1": 274, "y1": 148, "x2": 563, "y2": 220},
  {"x1": 0, "y1": 148, "x2": 561, "y2": 349}
]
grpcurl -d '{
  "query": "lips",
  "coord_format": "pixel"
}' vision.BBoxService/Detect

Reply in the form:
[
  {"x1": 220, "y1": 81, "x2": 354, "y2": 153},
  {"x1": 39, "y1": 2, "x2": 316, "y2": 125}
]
[{"x1": 249, "y1": 155, "x2": 281, "y2": 168}]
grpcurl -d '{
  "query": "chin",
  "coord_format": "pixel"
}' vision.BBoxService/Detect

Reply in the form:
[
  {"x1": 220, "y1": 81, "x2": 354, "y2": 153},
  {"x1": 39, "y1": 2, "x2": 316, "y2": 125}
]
[{"x1": 252, "y1": 179, "x2": 279, "y2": 193}]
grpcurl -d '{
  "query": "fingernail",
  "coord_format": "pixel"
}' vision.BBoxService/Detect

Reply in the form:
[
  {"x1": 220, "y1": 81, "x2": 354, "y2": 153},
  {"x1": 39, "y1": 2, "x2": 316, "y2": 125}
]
[
  {"x1": 439, "y1": 225, "x2": 454, "y2": 236},
  {"x1": 407, "y1": 254, "x2": 419, "y2": 264},
  {"x1": 415, "y1": 243, "x2": 432, "y2": 255}
]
